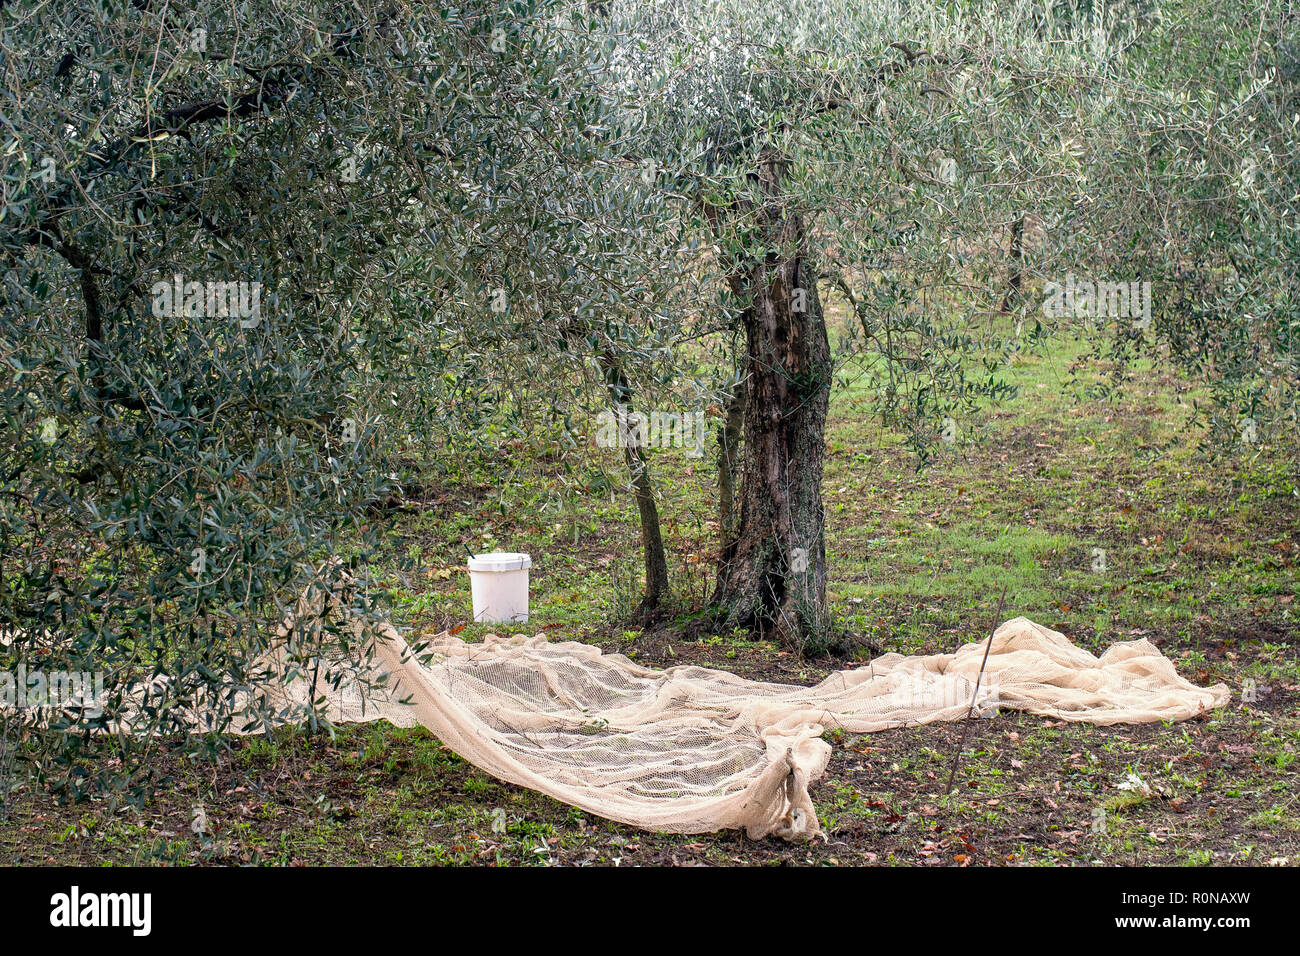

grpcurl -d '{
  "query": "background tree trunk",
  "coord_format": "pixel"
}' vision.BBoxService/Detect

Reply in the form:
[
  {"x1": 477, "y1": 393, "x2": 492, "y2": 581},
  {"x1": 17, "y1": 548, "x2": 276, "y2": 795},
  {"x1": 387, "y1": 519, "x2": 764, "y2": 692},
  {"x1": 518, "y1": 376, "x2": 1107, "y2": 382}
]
[
  {"x1": 711, "y1": 150, "x2": 833, "y2": 649},
  {"x1": 1000, "y1": 213, "x2": 1025, "y2": 314},
  {"x1": 599, "y1": 353, "x2": 670, "y2": 614}
]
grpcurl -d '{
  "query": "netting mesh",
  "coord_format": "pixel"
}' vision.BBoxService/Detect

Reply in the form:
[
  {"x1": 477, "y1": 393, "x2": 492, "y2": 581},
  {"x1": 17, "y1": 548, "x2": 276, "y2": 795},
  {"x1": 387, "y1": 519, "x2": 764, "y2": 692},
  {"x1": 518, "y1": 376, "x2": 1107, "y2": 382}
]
[
  {"x1": 268, "y1": 589, "x2": 1229, "y2": 841},
  {"x1": 4, "y1": 578, "x2": 1227, "y2": 840}
]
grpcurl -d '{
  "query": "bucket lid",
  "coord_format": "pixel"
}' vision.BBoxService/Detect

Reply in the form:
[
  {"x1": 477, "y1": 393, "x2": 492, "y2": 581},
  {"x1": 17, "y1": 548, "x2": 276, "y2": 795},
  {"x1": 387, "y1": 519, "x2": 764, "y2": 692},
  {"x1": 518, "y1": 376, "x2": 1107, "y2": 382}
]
[{"x1": 467, "y1": 551, "x2": 532, "y2": 572}]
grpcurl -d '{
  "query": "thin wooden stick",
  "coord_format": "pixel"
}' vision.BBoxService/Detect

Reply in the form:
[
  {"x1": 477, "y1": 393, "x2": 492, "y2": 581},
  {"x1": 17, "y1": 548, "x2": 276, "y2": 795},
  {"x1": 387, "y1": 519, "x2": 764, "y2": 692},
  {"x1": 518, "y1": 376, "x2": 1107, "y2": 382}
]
[{"x1": 944, "y1": 585, "x2": 1008, "y2": 798}]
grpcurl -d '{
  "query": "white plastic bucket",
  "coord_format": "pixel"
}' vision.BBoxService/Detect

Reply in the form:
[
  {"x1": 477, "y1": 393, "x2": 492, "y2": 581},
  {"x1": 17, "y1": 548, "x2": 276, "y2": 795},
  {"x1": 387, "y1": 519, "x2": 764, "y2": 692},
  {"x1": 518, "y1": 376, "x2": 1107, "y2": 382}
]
[{"x1": 467, "y1": 552, "x2": 532, "y2": 624}]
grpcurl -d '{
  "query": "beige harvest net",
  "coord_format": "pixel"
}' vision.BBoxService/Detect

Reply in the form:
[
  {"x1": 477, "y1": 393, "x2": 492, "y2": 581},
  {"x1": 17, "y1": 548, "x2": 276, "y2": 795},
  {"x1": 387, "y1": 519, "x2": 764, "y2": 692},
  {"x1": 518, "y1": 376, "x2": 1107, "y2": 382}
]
[{"x1": 266, "y1": 588, "x2": 1229, "y2": 841}]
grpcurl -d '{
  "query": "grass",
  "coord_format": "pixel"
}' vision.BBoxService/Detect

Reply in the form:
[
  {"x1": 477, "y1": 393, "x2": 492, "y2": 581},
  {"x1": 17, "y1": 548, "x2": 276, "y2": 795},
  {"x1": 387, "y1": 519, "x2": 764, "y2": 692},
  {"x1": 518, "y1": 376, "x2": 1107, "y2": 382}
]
[{"x1": 2, "y1": 308, "x2": 1297, "y2": 866}]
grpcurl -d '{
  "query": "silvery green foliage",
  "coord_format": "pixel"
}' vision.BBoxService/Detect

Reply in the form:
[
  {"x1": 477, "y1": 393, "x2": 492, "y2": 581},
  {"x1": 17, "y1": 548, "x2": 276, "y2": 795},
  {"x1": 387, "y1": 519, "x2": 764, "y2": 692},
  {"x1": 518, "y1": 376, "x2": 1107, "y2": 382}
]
[
  {"x1": 598, "y1": 0, "x2": 1285, "y2": 460},
  {"x1": 0, "y1": 0, "x2": 690, "y2": 802},
  {"x1": 1102, "y1": 0, "x2": 1298, "y2": 454}
]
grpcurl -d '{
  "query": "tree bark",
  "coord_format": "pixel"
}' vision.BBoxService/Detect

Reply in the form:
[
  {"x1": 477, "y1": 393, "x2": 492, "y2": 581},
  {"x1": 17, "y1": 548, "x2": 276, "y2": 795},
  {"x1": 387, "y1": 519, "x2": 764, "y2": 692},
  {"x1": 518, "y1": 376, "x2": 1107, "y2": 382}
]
[
  {"x1": 716, "y1": 375, "x2": 746, "y2": 566},
  {"x1": 711, "y1": 149, "x2": 833, "y2": 649}
]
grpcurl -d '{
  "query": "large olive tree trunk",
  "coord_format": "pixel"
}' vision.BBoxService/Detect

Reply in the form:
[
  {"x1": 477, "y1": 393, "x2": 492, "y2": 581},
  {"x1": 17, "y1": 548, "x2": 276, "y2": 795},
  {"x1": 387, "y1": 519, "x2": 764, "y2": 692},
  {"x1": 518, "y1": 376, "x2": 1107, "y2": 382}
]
[
  {"x1": 716, "y1": 375, "x2": 746, "y2": 564},
  {"x1": 711, "y1": 150, "x2": 832, "y2": 649}
]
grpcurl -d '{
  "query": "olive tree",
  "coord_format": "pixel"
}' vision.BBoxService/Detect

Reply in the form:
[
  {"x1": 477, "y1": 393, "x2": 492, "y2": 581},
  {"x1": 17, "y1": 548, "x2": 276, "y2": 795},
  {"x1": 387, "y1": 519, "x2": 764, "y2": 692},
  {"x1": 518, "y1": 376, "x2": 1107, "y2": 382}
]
[
  {"x1": 0, "y1": 0, "x2": 684, "y2": 799},
  {"x1": 598, "y1": 0, "x2": 1270, "y2": 650},
  {"x1": 1089, "y1": 0, "x2": 1298, "y2": 453}
]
